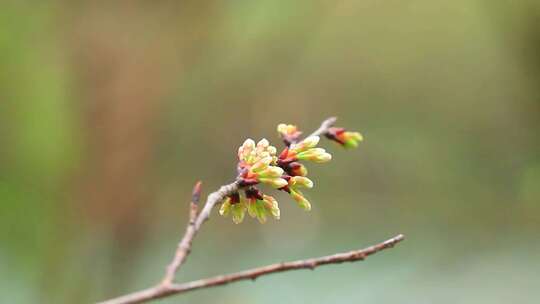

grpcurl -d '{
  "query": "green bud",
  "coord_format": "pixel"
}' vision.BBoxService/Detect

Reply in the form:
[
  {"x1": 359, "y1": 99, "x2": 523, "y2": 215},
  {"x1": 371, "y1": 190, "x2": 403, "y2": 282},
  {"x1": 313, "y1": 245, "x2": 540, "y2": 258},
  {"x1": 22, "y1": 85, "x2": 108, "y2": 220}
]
[
  {"x1": 231, "y1": 202, "x2": 247, "y2": 224},
  {"x1": 247, "y1": 194, "x2": 280, "y2": 223},
  {"x1": 297, "y1": 148, "x2": 332, "y2": 163},
  {"x1": 290, "y1": 189, "x2": 311, "y2": 211},
  {"x1": 290, "y1": 176, "x2": 314, "y2": 188},
  {"x1": 259, "y1": 177, "x2": 288, "y2": 188}
]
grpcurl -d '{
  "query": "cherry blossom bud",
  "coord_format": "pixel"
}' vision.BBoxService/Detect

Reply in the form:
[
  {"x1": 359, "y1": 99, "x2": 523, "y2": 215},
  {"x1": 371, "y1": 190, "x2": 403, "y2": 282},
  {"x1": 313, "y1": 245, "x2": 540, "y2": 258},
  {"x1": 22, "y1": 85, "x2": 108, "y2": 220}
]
[
  {"x1": 258, "y1": 177, "x2": 288, "y2": 188},
  {"x1": 290, "y1": 189, "x2": 311, "y2": 211},
  {"x1": 238, "y1": 138, "x2": 256, "y2": 162},
  {"x1": 267, "y1": 145, "x2": 277, "y2": 156},
  {"x1": 289, "y1": 176, "x2": 314, "y2": 188},
  {"x1": 280, "y1": 176, "x2": 313, "y2": 211},
  {"x1": 326, "y1": 127, "x2": 363, "y2": 149},
  {"x1": 291, "y1": 136, "x2": 320, "y2": 153},
  {"x1": 257, "y1": 166, "x2": 284, "y2": 178},
  {"x1": 263, "y1": 195, "x2": 280, "y2": 219},
  {"x1": 280, "y1": 136, "x2": 332, "y2": 164},
  {"x1": 296, "y1": 148, "x2": 332, "y2": 163},
  {"x1": 230, "y1": 203, "x2": 247, "y2": 224},
  {"x1": 219, "y1": 198, "x2": 232, "y2": 216},
  {"x1": 277, "y1": 123, "x2": 302, "y2": 145},
  {"x1": 219, "y1": 192, "x2": 247, "y2": 224},
  {"x1": 287, "y1": 162, "x2": 308, "y2": 176},
  {"x1": 250, "y1": 156, "x2": 273, "y2": 172},
  {"x1": 246, "y1": 188, "x2": 280, "y2": 223}
]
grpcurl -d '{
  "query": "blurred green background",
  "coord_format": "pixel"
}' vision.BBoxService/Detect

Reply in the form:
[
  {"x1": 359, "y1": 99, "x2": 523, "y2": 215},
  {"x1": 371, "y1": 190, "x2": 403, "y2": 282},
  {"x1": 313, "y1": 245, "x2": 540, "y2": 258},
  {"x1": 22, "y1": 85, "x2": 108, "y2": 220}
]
[{"x1": 1, "y1": 1, "x2": 539, "y2": 303}]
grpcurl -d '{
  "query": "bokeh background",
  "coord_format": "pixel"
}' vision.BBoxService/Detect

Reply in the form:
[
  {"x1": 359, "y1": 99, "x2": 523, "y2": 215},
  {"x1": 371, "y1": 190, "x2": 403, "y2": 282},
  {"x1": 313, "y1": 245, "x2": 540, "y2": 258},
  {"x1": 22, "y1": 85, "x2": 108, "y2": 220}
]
[{"x1": 1, "y1": 1, "x2": 539, "y2": 303}]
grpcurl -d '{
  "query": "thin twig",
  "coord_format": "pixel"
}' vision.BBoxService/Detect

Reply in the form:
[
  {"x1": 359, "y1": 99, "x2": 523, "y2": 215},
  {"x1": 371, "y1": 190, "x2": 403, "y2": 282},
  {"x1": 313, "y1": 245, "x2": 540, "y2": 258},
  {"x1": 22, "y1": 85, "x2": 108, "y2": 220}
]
[
  {"x1": 98, "y1": 234, "x2": 404, "y2": 304},
  {"x1": 307, "y1": 116, "x2": 337, "y2": 138},
  {"x1": 286, "y1": 116, "x2": 337, "y2": 146},
  {"x1": 161, "y1": 180, "x2": 240, "y2": 285},
  {"x1": 161, "y1": 181, "x2": 202, "y2": 285},
  {"x1": 193, "y1": 181, "x2": 240, "y2": 230}
]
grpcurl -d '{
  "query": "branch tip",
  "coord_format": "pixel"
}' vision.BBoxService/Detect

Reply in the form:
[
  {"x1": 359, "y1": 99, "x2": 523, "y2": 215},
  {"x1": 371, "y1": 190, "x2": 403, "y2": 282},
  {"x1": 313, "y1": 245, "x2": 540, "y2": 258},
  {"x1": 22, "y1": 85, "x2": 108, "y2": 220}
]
[
  {"x1": 306, "y1": 116, "x2": 338, "y2": 139},
  {"x1": 191, "y1": 181, "x2": 203, "y2": 204}
]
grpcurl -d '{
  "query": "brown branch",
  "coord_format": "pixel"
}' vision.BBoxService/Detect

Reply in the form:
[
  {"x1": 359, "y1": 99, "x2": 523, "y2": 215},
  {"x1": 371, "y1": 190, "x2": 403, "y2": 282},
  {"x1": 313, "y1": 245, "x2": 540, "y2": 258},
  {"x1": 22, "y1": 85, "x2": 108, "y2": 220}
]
[
  {"x1": 97, "y1": 117, "x2": 403, "y2": 304},
  {"x1": 161, "y1": 180, "x2": 240, "y2": 285},
  {"x1": 193, "y1": 181, "x2": 240, "y2": 230},
  {"x1": 98, "y1": 234, "x2": 404, "y2": 304},
  {"x1": 161, "y1": 181, "x2": 202, "y2": 285},
  {"x1": 98, "y1": 180, "x2": 240, "y2": 304},
  {"x1": 286, "y1": 116, "x2": 337, "y2": 146}
]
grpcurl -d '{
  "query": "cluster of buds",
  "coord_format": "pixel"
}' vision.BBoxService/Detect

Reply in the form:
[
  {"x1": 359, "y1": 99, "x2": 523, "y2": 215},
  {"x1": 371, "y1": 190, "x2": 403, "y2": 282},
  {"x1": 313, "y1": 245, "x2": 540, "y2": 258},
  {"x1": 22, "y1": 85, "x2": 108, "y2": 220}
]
[
  {"x1": 221, "y1": 138, "x2": 285, "y2": 223},
  {"x1": 236, "y1": 138, "x2": 286, "y2": 188},
  {"x1": 220, "y1": 121, "x2": 362, "y2": 224}
]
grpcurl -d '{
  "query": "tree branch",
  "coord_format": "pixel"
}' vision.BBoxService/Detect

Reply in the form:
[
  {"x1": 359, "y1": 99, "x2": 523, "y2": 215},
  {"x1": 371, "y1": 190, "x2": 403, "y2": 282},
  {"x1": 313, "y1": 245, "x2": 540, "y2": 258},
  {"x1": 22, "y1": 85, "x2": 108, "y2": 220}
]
[
  {"x1": 97, "y1": 117, "x2": 403, "y2": 304},
  {"x1": 286, "y1": 116, "x2": 336, "y2": 146},
  {"x1": 162, "y1": 180, "x2": 239, "y2": 285},
  {"x1": 98, "y1": 234, "x2": 404, "y2": 304},
  {"x1": 161, "y1": 181, "x2": 202, "y2": 285}
]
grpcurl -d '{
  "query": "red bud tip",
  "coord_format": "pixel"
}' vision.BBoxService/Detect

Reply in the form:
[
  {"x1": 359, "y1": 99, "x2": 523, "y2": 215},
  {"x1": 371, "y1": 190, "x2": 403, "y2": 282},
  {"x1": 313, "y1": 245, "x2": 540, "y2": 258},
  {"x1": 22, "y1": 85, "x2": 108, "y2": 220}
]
[
  {"x1": 191, "y1": 181, "x2": 203, "y2": 204},
  {"x1": 229, "y1": 192, "x2": 241, "y2": 204}
]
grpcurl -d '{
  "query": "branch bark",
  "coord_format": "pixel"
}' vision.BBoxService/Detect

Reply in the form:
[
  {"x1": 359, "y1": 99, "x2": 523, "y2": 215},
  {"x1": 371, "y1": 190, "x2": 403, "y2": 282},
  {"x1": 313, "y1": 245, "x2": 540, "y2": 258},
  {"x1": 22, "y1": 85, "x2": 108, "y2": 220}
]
[
  {"x1": 161, "y1": 181, "x2": 202, "y2": 285},
  {"x1": 98, "y1": 234, "x2": 404, "y2": 304},
  {"x1": 307, "y1": 116, "x2": 337, "y2": 138},
  {"x1": 162, "y1": 181, "x2": 239, "y2": 285}
]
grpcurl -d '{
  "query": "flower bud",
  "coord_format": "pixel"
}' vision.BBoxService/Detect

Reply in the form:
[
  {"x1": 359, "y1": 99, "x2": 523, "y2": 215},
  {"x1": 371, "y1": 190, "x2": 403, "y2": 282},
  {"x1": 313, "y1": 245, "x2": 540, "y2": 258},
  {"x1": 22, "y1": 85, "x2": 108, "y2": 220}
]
[
  {"x1": 342, "y1": 131, "x2": 363, "y2": 148},
  {"x1": 277, "y1": 123, "x2": 302, "y2": 146},
  {"x1": 267, "y1": 146, "x2": 277, "y2": 156},
  {"x1": 279, "y1": 176, "x2": 313, "y2": 211},
  {"x1": 258, "y1": 177, "x2": 288, "y2": 188},
  {"x1": 238, "y1": 138, "x2": 256, "y2": 161},
  {"x1": 296, "y1": 148, "x2": 332, "y2": 163},
  {"x1": 219, "y1": 198, "x2": 231, "y2": 216},
  {"x1": 219, "y1": 192, "x2": 247, "y2": 224},
  {"x1": 280, "y1": 136, "x2": 332, "y2": 164},
  {"x1": 326, "y1": 127, "x2": 363, "y2": 149},
  {"x1": 257, "y1": 138, "x2": 269, "y2": 148},
  {"x1": 277, "y1": 124, "x2": 293, "y2": 135},
  {"x1": 290, "y1": 176, "x2": 314, "y2": 188},
  {"x1": 287, "y1": 162, "x2": 308, "y2": 176},
  {"x1": 246, "y1": 189, "x2": 280, "y2": 223},
  {"x1": 231, "y1": 203, "x2": 247, "y2": 224},
  {"x1": 290, "y1": 189, "x2": 311, "y2": 211},
  {"x1": 290, "y1": 136, "x2": 320, "y2": 153},
  {"x1": 257, "y1": 166, "x2": 284, "y2": 178},
  {"x1": 250, "y1": 156, "x2": 273, "y2": 172},
  {"x1": 263, "y1": 195, "x2": 280, "y2": 219}
]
